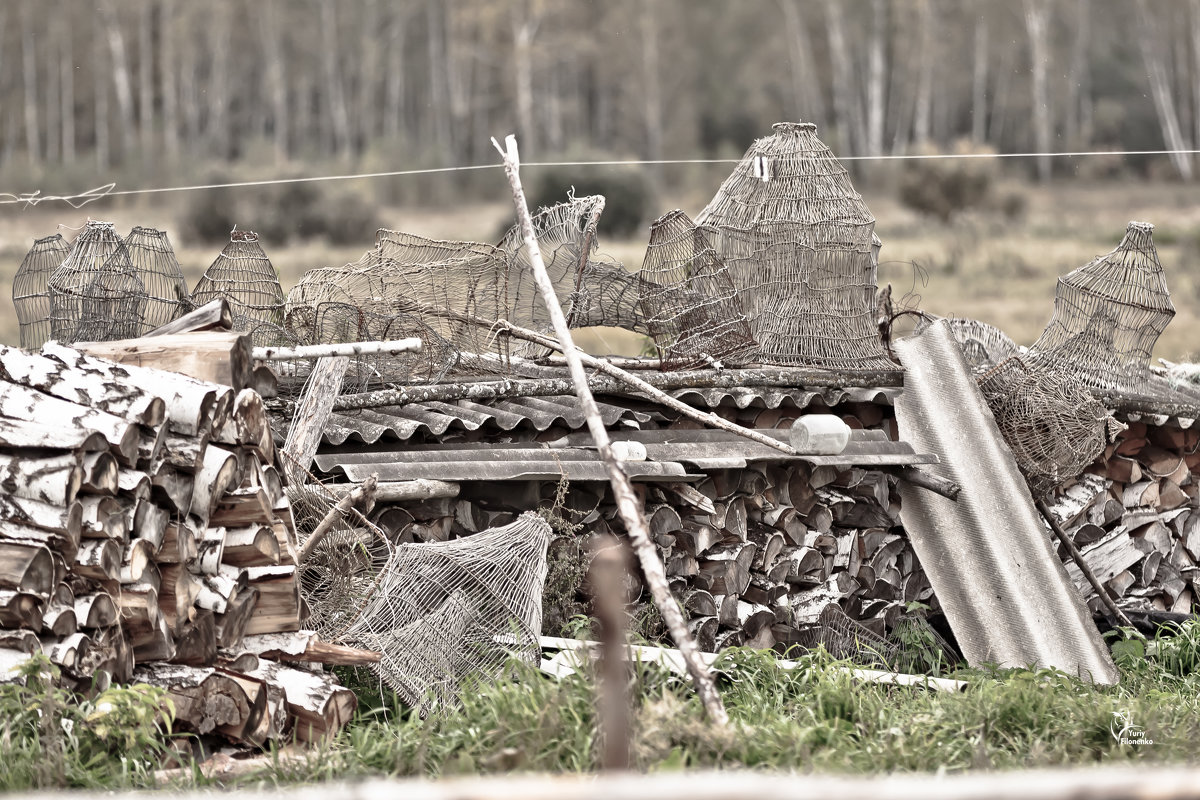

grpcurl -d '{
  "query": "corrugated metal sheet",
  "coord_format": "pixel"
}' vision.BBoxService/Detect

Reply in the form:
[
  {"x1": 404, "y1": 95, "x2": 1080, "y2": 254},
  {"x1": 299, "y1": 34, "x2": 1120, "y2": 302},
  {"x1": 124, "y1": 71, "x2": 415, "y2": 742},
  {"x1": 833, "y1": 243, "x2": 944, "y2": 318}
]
[
  {"x1": 669, "y1": 386, "x2": 898, "y2": 411},
  {"x1": 895, "y1": 321, "x2": 1118, "y2": 684},
  {"x1": 323, "y1": 396, "x2": 651, "y2": 445}
]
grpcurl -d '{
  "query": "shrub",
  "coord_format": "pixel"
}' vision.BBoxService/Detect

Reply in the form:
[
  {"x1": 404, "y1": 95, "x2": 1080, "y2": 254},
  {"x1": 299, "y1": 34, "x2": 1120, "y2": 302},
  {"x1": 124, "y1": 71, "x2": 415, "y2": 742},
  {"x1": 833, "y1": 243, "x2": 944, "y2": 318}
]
[
  {"x1": 898, "y1": 139, "x2": 998, "y2": 223},
  {"x1": 527, "y1": 166, "x2": 653, "y2": 239}
]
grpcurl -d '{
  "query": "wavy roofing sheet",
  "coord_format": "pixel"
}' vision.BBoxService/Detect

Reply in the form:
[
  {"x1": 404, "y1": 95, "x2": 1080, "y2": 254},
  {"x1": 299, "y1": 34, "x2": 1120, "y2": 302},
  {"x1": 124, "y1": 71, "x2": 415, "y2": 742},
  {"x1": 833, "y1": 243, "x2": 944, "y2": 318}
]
[{"x1": 894, "y1": 321, "x2": 1118, "y2": 684}]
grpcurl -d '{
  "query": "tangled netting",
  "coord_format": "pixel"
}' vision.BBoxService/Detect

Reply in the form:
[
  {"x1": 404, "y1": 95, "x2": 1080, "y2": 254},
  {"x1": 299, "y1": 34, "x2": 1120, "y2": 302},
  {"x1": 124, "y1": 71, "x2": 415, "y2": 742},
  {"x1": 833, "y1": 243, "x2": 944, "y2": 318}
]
[
  {"x1": 285, "y1": 244, "x2": 509, "y2": 384},
  {"x1": 1031, "y1": 221, "x2": 1174, "y2": 393},
  {"x1": 917, "y1": 316, "x2": 1020, "y2": 373},
  {"x1": 289, "y1": 470, "x2": 394, "y2": 641},
  {"x1": 342, "y1": 512, "x2": 551, "y2": 717},
  {"x1": 795, "y1": 605, "x2": 955, "y2": 671},
  {"x1": 192, "y1": 230, "x2": 286, "y2": 347},
  {"x1": 695, "y1": 122, "x2": 894, "y2": 370},
  {"x1": 498, "y1": 195, "x2": 645, "y2": 348},
  {"x1": 123, "y1": 226, "x2": 193, "y2": 332},
  {"x1": 13, "y1": 233, "x2": 70, "y2": 349},
  {"x1": 638, "y1": 210, "x2": 756, "y2": 369},
  {"x1": 47, "y1": 221, "x2": 147, "y2": 344},
  {"x1": 977, "y1": 356, "x2": 1119, "y2": 497}
]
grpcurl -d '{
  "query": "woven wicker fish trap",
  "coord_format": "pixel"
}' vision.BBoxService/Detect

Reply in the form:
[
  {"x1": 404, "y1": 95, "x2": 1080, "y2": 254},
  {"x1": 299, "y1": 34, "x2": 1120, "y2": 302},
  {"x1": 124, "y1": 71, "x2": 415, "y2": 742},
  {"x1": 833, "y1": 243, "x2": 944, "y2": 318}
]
[
  {"x1": 13, "y1": 233, "x2": 71, "y2": 349},
  {"x1": 191, "y1": 230, "x2": 287, "y2": 347},
  {"x1": 123, "y1": 226, "x2": 193, "y2": 333},
  {"x1": 1030, "y1": 221, "x2": 1174, "y2": 393},
  {"x1": 917, "y1": 316, "x2": 1020, "y2": 373},
  {"x1": 285, "y1": 246, "x2": 512, "y2": 380},
  {"x1": 341, "y1": 512, "x2": 552, "y2": 717},
  {"x1": 637, "y1": 210, "x2": 756, "y2": 369},
  {"x1": 47, "y1": 221, "x2": 147, "y2": 344},
  {"x1": 977, "y1": 356, "x2": 1115, "y2": 497},
  {"x1": 498, "y1": 195, "x2": 643, "y2": 347},
  {"x1": 694, "y1": 122, "x2": 894, "y2": 370}
]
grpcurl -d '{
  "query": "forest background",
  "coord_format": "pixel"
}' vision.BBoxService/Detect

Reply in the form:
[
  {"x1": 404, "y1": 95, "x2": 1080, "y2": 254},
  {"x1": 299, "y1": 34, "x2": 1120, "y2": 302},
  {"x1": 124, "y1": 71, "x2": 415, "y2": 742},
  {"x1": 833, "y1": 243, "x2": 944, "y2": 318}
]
[{"x1": 3, "y1": 0, "x2": 1200, "y2": 358}]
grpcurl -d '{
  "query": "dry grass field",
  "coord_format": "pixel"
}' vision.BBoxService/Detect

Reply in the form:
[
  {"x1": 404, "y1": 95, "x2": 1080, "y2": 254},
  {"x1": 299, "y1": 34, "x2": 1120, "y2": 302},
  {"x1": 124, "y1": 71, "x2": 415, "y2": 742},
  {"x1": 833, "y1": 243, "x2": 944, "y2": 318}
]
[{"x1": 2, "y1": 179, "x2": 1198, "y2": 362}]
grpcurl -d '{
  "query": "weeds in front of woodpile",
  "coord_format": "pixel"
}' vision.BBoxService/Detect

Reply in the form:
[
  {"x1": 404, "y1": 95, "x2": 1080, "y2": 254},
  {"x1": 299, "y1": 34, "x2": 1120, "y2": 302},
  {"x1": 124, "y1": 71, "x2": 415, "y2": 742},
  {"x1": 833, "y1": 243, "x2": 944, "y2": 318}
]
[{"x1": 4, "y1": 623, "x2": 1200, "y2": 790}]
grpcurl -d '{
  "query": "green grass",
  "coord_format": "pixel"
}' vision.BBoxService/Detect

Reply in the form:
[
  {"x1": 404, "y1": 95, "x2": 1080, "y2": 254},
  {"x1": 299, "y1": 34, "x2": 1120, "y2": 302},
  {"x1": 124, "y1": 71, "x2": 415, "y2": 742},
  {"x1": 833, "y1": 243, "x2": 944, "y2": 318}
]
[{"x1": 4, "y1": 622, "x2": 1200, "y2": 790}]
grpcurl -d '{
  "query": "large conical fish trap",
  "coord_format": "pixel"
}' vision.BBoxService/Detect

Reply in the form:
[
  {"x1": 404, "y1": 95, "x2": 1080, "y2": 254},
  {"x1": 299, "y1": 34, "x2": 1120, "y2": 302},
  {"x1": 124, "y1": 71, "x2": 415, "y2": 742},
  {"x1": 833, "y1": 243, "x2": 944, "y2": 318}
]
[
  {"x1": 342, "y1": 512, "x2": 552, "y2": 717},
  {"x1": 696, "y1": 122, "x2": 894, "y2": 370},
  {"x1": 13, "y1": 233, "x2": 70, "y2": 349},
  {"x1": 638, "y1": 210, "x2": 756, "y2": 369},
  {"x1": 124, "y1": 226, "x2": 193, "y2": 332},
  {"x1": 47, "y1": 221, "x2": 147, "y2": 344},
  {"x1": 1030, "y1": 221, "x2": 1174, "y2": 393},
  {"x1": 192, "y1": 230, "x2": 286, "y2": 347}
]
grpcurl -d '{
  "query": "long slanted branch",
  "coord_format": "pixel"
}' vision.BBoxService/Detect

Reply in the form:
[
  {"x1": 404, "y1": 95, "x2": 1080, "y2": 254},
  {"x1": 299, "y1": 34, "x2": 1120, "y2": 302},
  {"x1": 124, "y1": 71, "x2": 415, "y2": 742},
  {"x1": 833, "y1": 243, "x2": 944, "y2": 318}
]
[{"x1": 493, "y1": 133, "x2": 728, "y2": 725}]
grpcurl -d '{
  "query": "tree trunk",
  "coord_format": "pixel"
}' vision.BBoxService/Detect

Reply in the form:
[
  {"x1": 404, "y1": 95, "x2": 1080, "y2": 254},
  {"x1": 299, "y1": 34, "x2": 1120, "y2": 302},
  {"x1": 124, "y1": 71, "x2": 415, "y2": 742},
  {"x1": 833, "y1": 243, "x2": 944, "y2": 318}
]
[
  {"x1": 1136, "y1": 0, "x2": 1194, "y2": 179},
  {"x1": 319, "y1": 0, "x2": 353, "y2": 159},
  {"x1": 1025, "y1": 0, "x2": 1053, "y2": 182},
  {"x1": 138, "y1": 2, "x2": 154, "y2": 162},
  {"x1": 1192, "y1": 0, "x2": 1200, "y2": 155},
  {"x1": 866, "y1": 0, "x2": 887, "y2": 157},
  {"x1": 261, "y1": 0, "x2": 289, "y2": 164},
  {"x1": 60, "y1": 15, "x2": 75, "y2": 164},
  {"x1": 208, "y1": 2, "x2": 232, "y2": 158},
  {"x1": 1065, "y1": 0, "x2": 1092, "y2": 145},
  {"x1": 779, "y1": 0, "x2": 826, "y2": 125},
  {"x1": 640, "y1": 0, "x2": 664, "y2": 185},
  {"x1": 971, "y1": 7, "x2": 989, "y2": 143},
  {"x1": 913, "y1": 0, "x2": 934, "y2": 145},
  {"x1": 160, "y1": 0, "x2": 179, "y2": 160},
  {"x1": 20, "y1": 4, "x2": 40, "y2": 165},
  {"x1": 511, "y1": 4, "x2": 539, "y2": 156},
  {"x1": 384, "y1": 6, "x2": 406, "y2": 140},
  {"x1": 823, "y1": 0, "x2": 865, "y2": 155},
  {"x1": 98, "y1": 0, "x2": 136, "y2": 161}
]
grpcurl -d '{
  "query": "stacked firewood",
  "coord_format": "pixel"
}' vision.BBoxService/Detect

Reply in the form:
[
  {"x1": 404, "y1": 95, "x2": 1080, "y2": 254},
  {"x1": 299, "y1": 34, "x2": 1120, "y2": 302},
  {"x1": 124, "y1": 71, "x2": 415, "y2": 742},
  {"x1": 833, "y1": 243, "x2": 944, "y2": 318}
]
[
  {"x1": 1046, "y1": 419, "x2": 1200, "y2": 615},
  {"x1": 0, "y1": 334, "x2": 356, "y2": 745},
  {"x1": 356, "y1": 399, "x2": 936, "y2": 652}
]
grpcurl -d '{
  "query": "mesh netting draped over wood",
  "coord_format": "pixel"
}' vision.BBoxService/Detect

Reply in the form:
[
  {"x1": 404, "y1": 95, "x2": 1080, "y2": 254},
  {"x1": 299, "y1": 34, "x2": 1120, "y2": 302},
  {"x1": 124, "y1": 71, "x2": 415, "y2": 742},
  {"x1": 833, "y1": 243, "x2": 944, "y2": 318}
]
[
  {"x1": 123, "y1": 226, "x2": 193, "y2": 333},
  {"x1": 637, "y1": 210, "x2": 756, "y2": 369},
  {"x1": 1030, "y1": 221, "x2": 1174, "y2": 393},
  {"x1": 977, "y1": 356, "x2": 1117, "y2": 497},
  {"x1": 695, "y1": 122, "x2": 894, "y2": 370},
  {"x1": 13, "y1": 233, "x2": 70, "y2": 349},
  {"x1": 341, "y1": 512, "x2": 551, "y2": 717},
  {"x1": 918, "y1": 316, "x2": 1020, "y2": 373},
  {"x1": 498, "y1": 195, "x2": 644, "y2": 344},
  {"x1": 47, "y1": 221, "x2": 147, "y2": 344},
  {"x1": 191, "y1": 230, "x2": 286, "y2": 347}
]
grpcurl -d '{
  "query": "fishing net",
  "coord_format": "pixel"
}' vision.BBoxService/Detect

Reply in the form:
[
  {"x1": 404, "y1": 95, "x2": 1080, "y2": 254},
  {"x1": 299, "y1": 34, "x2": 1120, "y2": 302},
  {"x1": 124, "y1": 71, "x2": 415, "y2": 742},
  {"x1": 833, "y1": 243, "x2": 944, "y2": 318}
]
[
  {"x1": 637, "y1": 210, "x2": 756, "y2": 369},
  {"x1": 794, "y1": 604, "x2": 899, "y2": 667},
  {"x1": 191, "y1": 230, "x2": 287, "y2": 347},
  {"x1": 917, "y1": 316, "x2": 1021, "y2": 373},
  {"x1": 695, "y1": 122, "x2": 894, "y2": 370},
  {"x1": 13, "y1": 233, "x2": 70, "y2": 350},
  {"x1": 123, "y1": 226, "x2": 193, "y2": 333},
  {"x1": 342, "y1": 512, "x2": 552, "y2": 717},
  {"x1": 47, "y1": 221, "x2": 147, "y2": 344},
  {"x1": 977, "y1": 356, "x2": 1117, "y2": 497},
  {"x1": 283, "y1": 453, "x2": 394, "y2": 641},
  {"x1": 375, "y1": 228, "x2": 502, "y2": 266},
  {"x1": 1030, "y1": 221, "x2": 1174, "y2": 393}
]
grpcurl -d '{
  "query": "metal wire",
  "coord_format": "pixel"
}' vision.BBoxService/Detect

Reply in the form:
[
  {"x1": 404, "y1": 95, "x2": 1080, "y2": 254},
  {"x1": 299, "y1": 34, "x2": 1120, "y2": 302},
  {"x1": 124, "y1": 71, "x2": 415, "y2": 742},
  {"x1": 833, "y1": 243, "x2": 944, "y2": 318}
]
[
  {"x1": 191, "y1": 230, "x2": 288, "y2": 347},
  {"x1": 123, "y1": 226, "x2": 193, "y2": 333}
]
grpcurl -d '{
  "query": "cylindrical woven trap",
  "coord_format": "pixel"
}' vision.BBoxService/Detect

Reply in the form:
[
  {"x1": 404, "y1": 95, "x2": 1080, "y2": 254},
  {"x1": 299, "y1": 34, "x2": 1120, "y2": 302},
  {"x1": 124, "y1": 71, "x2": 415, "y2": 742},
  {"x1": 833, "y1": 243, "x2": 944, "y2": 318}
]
[
  {"x1": 638, "y1": 209, "x2": 756, "y2": 369},
  {"x1": 1031, "y1": 221, "x2": 1174, "y2": 393},
  {"x1": 695, "y1": 122, "x2": 895, "y2": 370},
  {"x1": 192, "y1": 230, "x2": 287, "y2": 347},
  {"x1": 13, "y1": 233, "x2": 71, "y2": 349},
  {"x1": 47, "y1": 221, "x2": 147, "y2": 344},
  {"x1": 977, "y1": 356, "x2": 1113, "y2": 497},
  {"x1": 123, "y1": 226, "x2": 193, "y2": 333}
]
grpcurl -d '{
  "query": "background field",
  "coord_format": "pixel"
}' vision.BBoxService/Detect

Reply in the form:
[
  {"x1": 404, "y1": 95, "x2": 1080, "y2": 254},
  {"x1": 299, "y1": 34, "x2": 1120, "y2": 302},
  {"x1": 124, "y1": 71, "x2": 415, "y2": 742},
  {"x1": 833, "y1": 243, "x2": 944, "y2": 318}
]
[{"x1": 4, "y1": 176, "x2": 1198, "y2": 363}]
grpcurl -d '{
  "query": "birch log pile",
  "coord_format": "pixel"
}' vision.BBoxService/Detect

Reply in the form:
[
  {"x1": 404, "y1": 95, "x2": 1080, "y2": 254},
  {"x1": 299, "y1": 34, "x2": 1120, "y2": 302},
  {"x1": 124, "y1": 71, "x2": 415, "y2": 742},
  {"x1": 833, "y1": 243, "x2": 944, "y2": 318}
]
[{"x1": 0, "y1": 337, "x2": 359, "y2": 747}]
